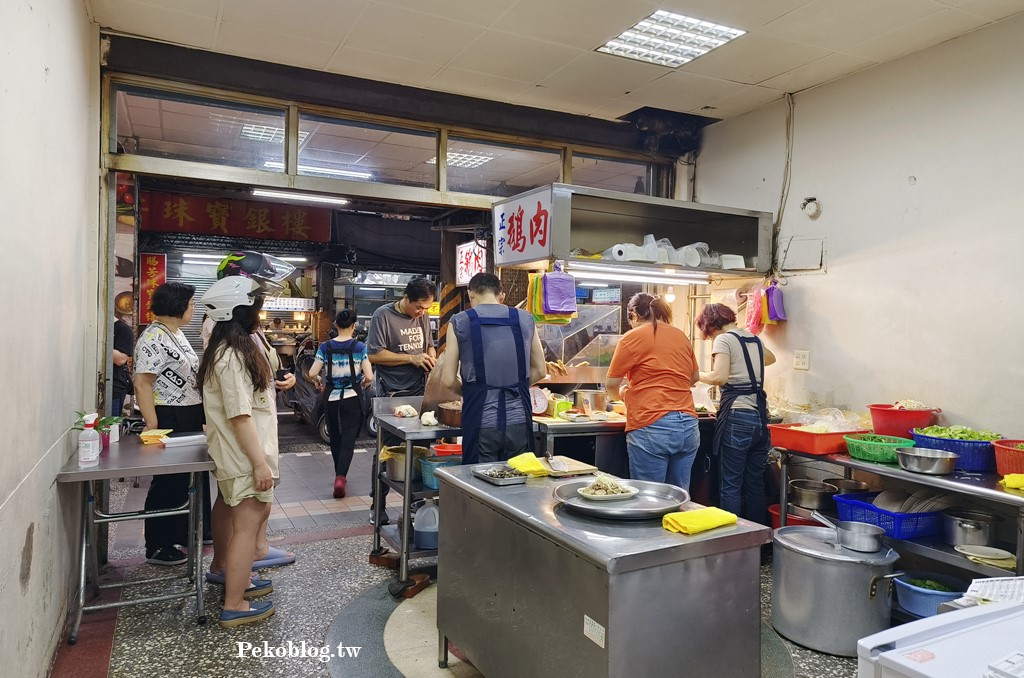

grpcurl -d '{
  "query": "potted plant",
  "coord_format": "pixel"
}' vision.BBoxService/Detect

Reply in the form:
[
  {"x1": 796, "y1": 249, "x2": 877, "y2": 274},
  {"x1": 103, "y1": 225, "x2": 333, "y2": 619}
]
[{"x1": 74, "y1": 411, "x2": 124, "y2": 448}]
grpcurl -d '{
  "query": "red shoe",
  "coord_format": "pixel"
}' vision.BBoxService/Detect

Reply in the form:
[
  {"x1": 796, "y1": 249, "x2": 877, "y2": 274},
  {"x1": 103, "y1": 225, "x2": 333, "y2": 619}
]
[{"x1": 333, "y1": 475, "x2": 347, "y2": 499}]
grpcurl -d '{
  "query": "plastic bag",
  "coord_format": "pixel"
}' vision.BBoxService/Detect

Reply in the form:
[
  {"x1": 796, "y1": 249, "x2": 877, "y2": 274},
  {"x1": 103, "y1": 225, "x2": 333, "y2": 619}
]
[
  {"x1": 766, "y1": 281, "x2": 787, "y2": 321},
  {"x1": 744, "y1": 287, "x2": 765, "y2": 335},
  {"x1": 542, "y1": 269, "x2": 578, "y2": 315}
]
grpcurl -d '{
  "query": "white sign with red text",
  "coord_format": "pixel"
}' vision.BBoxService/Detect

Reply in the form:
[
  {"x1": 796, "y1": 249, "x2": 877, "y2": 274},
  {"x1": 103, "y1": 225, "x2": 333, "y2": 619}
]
[
  {"x1": 455, "y1": 241, "x2": 488, "y2": 286},
  {"x1": 493, "y1": 188, "x2": 552, "y2": 267}
]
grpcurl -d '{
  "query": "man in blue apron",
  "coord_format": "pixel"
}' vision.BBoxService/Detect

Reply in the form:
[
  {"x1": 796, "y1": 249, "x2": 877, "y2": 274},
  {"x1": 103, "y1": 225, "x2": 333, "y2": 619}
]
[{"x1": 441, "y1": 273, "x2": 548, "y2": 464}]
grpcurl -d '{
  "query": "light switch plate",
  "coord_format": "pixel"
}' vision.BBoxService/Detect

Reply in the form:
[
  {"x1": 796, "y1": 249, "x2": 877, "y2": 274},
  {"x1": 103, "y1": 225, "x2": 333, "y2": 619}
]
[{"x1": 793, "y1": 350, "x2": 810, "y2": 371}]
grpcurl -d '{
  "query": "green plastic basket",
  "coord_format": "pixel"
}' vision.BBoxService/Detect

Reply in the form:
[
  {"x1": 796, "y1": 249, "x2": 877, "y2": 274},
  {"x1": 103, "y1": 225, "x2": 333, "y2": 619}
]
[{"x1": 844, "y1": 433, "x2": 914, "y2": 463}]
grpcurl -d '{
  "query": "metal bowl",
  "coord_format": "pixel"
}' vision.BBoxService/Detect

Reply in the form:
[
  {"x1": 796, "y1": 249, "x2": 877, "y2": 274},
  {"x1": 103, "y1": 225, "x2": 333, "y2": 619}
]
[
  {"x1": 896, "y1": 447, "x2": 959, "y2": 475},
  {"x1": 789, "y1": 479, "x2": 839, "y2": 510},
  {"x1": 822, "y1": 477, "x2": 871, "y2": 494}
]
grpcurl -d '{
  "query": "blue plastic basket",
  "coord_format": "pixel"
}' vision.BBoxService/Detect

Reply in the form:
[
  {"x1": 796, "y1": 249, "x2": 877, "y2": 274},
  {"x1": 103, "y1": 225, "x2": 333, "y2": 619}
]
[
  {"x1": 833, "y1": 492, "x2": 943, "y2": 539},
  {"x1": 893, "y1": 572, "x2": 968, "y2": 617},
  {"x1": 911, "y1": 431, "x2": 996, "y2": 472},
  {"x1": 419, "y1": 456, "x2": 462, "y2": 490}
]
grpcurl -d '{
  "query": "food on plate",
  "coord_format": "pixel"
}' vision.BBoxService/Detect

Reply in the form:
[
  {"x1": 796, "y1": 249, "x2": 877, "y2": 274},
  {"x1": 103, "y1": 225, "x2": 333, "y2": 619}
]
[
  {"x1": 915, "y1": 425, "x2": 1001, "y2": 441},
  {"x1": 483, "y1": 466, "x2": 527, "y2": 479},
  {"x1": 420, "y1": 411, "x2": 438, "y2": 426},
  {"x1": 894, "y1": 399, "x2": 931, "y2": 410},
  {"x1": 393, "y1": 405, "x2": 418, "y2": 418},
  {"x1": 579, "y1": 475, "x2": 632, "y2": 497},
  {"x1": 906, "y1": 578, "x2": 955, "y2": 592}
]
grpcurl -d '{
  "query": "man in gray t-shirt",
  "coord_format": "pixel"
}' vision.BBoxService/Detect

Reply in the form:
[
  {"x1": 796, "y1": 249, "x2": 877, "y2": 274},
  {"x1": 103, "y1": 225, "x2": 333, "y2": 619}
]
[{"x1": 366, "y1": 278, "x2": 437, "y2": 396}]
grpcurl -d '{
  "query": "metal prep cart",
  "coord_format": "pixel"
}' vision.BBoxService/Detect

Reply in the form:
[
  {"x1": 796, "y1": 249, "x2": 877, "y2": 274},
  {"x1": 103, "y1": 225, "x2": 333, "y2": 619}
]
[
  {"x1": 435, "y1": 465, "x2": 772, "y2": 677},
  {"x1": 369, "y1": 396, "x2": 461, "y2": 597},
  {"x1": 56, "y1": 434, "x2": 213, "y2": 643}
]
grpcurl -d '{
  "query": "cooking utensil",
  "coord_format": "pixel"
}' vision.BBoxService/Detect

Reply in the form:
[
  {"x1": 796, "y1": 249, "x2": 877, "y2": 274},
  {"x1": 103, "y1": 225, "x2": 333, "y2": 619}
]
[
  {"x1": 941, "y1": 507, "x2": 1003, "y2": 547},
  {"x1": 811, "y1": 511, "x2": 886, "y2": 553},
  {"x1": 543, "y1": 450, "x2": 569, "y2": 472},
  {"x1": 552, "y1": 480, "x2": 688, "y2": 520},
  {"x1": 788, "y1": 479, "x2": 839, "y2": 510},
  {"x1": 822, "y1": 477, "x2": 871, "y2": 494},
  {"x1": 573, "y1": 389, "x2": 609, "y2": 413},
  {"x1": 896, "y1": 447, "x2": 959, "y2": 475}
]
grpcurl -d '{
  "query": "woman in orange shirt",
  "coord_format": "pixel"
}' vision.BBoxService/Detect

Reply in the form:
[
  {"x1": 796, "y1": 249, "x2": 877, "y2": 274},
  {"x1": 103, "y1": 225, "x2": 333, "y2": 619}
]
[{"x1": 606, "y1": 293, "x2": 700, "y2": 490}]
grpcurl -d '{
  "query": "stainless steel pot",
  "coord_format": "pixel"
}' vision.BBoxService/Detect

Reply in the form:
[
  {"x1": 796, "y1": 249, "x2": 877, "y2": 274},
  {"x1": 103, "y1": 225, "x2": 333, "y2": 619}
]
[
  {"x1": 812, "y1": 511, "x2": 886, "y2": 553},
  {"x1": 573, "y1": 389, "x2": 609, "y2": 412},
  {"x1": 772, "y1": 526, "x2": 898, "y2": 657},
  {"x1": 942, "y1": 508, "x2": 1003, "y2": 546},
  {"x1": 822, "y1": 477, "x2": 871, "y2": 494},
  {"x1": 788, "y1": 479, "x2": 839, "y2": 510}
]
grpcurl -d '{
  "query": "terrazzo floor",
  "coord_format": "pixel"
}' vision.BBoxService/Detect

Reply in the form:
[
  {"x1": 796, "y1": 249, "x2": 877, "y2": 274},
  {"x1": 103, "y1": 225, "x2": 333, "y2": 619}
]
[{"x1": 50, "y1": 417, "x2": 858, "y2": 678}]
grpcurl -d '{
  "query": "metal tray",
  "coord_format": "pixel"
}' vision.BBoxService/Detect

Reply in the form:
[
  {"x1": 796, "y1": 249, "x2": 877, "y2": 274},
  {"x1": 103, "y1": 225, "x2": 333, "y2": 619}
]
[
  {"x1": 471, "y1": 465, "x2": 529, "y2": 486},
  {"x1": 553, "y1": 479, "x2": 690, "y2": 520}
]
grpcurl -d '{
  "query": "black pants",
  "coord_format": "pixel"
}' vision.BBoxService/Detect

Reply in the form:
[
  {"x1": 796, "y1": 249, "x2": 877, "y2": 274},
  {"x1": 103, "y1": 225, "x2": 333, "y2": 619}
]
[
  {"x1": 476, "y1": 422, "x2": 533, "y2": 464},
  {"x1": 144, "y1": 404, "x2": 212, "y2": 554},
  {"x1": 326, "y1": 395, "x2": 363, "y2": 476}
]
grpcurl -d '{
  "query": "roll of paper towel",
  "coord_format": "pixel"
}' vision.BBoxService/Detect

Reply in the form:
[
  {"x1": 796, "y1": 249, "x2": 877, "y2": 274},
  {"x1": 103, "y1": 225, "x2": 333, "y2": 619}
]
[{"x1": 603, "y1": 244, "x2": 650, "y2": 261}]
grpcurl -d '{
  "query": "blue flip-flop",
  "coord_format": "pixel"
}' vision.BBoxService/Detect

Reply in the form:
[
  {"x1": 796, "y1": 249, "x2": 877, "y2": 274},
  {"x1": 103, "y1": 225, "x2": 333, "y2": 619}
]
[
  {"x1": 219, "y1": 599, "x2": 275, "y2": 628},
  {"x1": 205, "y1": 570, "x2": 260, "y2": 586},
  {"x1": 251, "y1": 546, "x2": 296, "y2": 570}
]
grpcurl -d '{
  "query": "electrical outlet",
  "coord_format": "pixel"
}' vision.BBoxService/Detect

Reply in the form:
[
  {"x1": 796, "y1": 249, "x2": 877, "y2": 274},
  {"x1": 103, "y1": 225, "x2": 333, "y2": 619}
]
[{"x1": 793, "y1": 350, "x2": 810, "y2": 371}]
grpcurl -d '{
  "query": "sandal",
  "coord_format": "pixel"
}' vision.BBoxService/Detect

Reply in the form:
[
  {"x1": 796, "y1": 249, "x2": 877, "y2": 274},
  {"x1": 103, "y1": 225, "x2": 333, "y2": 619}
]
[
  {"x1": 251, "y1": 546, "x2": 296, "y2": 570},
  {"x1": 219, "y1": 600, "x2": 275, "y2": 628}
]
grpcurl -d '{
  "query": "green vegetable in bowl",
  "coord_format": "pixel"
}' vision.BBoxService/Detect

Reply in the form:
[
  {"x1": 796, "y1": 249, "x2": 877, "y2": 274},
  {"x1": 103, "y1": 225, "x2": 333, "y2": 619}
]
[
  {"x1": 861, "y1": 434, "x2": 896, "y2": 443},
  {"x1": 915, "y1": 425, "x2": 1001, "y2": 441},
  {"x1": 1016, "y1": 443, "x2": 1024, "y2": 451},
  {"x1": 906, "y1": 578, "x2": 955, "y2": 592}
]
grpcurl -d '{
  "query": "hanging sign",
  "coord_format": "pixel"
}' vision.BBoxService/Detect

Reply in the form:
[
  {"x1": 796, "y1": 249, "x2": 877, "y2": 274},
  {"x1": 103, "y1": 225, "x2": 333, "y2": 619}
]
[
  {"x1": 493, "y1": 187, "x2": 552, "y2": 267},
  {"x1": 139, "y1": 192, "x2": 331, "y2": 242},
  {"x1": 139, "y1": 253, "x2": 166, "y2": 324},
  {"x1": 455, "y1": 241, "x2": 488, "y2": 285}
]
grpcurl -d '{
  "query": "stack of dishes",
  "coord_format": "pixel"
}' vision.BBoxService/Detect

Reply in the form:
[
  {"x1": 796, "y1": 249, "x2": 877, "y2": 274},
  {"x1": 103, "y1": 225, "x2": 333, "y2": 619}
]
[{"x1": 872, "y1": 489, "x2": 956, "y2": 513}]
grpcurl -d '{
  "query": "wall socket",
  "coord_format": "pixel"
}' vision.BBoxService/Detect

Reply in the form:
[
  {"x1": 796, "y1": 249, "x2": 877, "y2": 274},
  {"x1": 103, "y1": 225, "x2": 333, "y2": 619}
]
[{"x1": 793, "y1": 350, "x2": 810, "y2": 371}]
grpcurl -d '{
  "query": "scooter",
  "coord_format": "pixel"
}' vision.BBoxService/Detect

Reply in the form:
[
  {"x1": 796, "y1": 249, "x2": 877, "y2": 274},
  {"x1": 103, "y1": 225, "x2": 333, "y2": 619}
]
[{"x1": 292, "y1": 349, "x2": 378, "y2": 444}]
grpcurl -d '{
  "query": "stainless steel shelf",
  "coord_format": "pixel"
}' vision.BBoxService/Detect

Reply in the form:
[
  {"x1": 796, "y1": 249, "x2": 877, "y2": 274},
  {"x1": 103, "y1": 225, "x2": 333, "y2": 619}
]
[
  {"x1": 883, "y1": 536, "x2": 1017, "y2": 579},
  {"x1": 380, "y1": 474, "x2": 439, "y2": 500},
  {"x1": 379, "y1": 524, "x2": 437, "y2": 560}
]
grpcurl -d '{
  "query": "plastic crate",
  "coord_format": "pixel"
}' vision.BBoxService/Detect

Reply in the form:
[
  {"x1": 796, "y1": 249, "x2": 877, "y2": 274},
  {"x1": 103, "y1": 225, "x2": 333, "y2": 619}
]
[
  {"x1": 844, "y1": 433, "x2": 914, "y2": 463},
  {"x1": 893, "y1": 572, "x2": 968, "y2": 618},
  {"x1": 833, "y1": 492, "x2": 943, "y2": 539},
  {"x1": 768, "y1": 423, "x2": 870, "y2": 455},
  {"x1": 868, "y1": 404, "x2": 939, "y2": 438},
  {"x1": 911, "y1": 431, "x2": 996, "y2": 472},
  {"x1": 994, "y1": 440, "x2": 1024, "y2": 476},
  {"x1": 419, "y1": 456, "x2": 462, "y2": 490}
]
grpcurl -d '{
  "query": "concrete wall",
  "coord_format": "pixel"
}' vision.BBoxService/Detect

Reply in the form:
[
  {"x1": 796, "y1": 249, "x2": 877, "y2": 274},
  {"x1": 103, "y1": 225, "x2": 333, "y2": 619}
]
[
  {"x1": 0, "y1": 1, "x2": 99, "y2": 673},
  {"x1": 695, "y1": 14, "x2": 1024, "y2": 434}
]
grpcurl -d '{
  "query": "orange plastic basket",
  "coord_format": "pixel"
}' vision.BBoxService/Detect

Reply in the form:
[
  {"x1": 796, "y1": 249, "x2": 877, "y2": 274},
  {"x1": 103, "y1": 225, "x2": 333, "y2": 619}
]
[
  {"x1": 768, "y1": 423, "x2": 870, "y2": 455},
  {"x1": 993, "y1": 440, "x2": 1024, "y2": 476}
]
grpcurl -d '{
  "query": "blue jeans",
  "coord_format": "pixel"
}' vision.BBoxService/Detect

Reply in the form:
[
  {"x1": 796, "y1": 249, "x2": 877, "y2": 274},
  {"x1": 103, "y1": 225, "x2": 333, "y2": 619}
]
[
  {"x1": 718, "y1": 408, "x2": 770, "y2": 525},
  {"x1": 626, "y1": 411, "x2": 700, "y2": 490}
]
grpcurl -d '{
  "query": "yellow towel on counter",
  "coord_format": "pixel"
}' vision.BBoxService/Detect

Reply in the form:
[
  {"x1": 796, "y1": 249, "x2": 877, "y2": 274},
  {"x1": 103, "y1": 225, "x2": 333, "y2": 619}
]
[
  {"x1": 1001, "y1": 474, "x2": 1024, "y2": 489},
  {"x1": 507, "y1": 453, "x2": 549, "y2": 477},
  {"x1": 966, "y1": 554, "x2": 1018, "y2": 571},
  {"x1": 663, "y1": 507, "x2": 737, "y2": 535}
]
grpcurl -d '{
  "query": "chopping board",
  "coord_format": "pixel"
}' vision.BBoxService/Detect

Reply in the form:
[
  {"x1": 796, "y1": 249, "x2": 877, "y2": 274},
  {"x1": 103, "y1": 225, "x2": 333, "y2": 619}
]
[{"x1": 541, "y1": 456, "x2": 598, "y2": 477}]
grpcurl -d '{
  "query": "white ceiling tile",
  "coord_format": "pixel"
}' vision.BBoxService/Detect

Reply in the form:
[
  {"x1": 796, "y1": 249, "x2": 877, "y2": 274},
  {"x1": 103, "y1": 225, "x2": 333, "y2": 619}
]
[
  {"x1": 370, "y1": 143, "x2": 435, "y2": 162},
  {"x1": 620, "y1": 71, "x2": 749, "y2": 113},
  {"x1": 216, "y1": 21, "x2": 338, "y2": 70},
  {"x1": 496, "y1": 0, "x2": 657, "y2": 50},
  {"x1": 126, "y1": 106, "x2": 162, "y2": 128},
  {"x1": 325, "y1": 46, "x2": 443, "y2": 87},
  {"x1": 370, "y1": 0, "x2": 511, "y2": 27},
  {"x1": 344, "y1": 4, "x2": 485, "y2": 63},
  {"x1": 131, "y1": 124, "x2": 164, "y2": 140},
  {"x1": 652, "y1": 0, "x2": 816, "y2": 30},
  {"x1": 221, "y1": 0, "x2": 368, "y2": 44},
  {"x1": 759, "y1": 52, "x2": 876, "y2": 92},
  {"x1": 843, "y1": 9, "x2": 989, "y2": 62},
  {"x1": 586, "y1": 99, "x2": 645, "y2": 120},
  {"x1": 301, "y1": 120, "x2": 391, "y2": 142},
  {"x1": 94, "y1": 1, "x2": 217, "y2": 48},
  {"x1": 760, "y1": 0, "x2": 949, "y2": 51},
  {"x1": 426, "y1": 68, "x2": 534, "y2": 102},
  {"x1": 680, "y1": 33, "x2": 831, "y2": 84},
  {"x1": 953, "y1": 0, "x2": 1024, "y2": 20},
  {"x1": 693, "y1": 85, "x2": 787, "y2": 118},
  {"x1": 512, "y1": 88, "x2": 613, "y2": 116},
  {"x1": 535, "y1": 52, "x2": 672, "y2": 101},
  {"x1": 447, "y1": 31, "x2": 582, "y2": 82},
  {"x1": 381, "y1": 131, "x2": 436, "y2": 149}
]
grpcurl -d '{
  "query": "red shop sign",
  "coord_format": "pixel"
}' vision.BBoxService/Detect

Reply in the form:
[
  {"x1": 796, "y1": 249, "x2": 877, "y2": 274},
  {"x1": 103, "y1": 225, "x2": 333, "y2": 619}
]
[
  {"x1": 139, "y1": 253, "x2": 166, "y2": 324},
  {"x1": 139, "y1": 192, "x2": 331, "y2": 242}
]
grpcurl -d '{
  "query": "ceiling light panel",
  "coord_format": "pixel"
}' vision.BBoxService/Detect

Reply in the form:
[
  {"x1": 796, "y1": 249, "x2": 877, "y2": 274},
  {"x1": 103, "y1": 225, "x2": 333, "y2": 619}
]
[
  {"x1": 239, "y1": 124, "x2": 310, "y2": 144},
  {"x1": 427, "y1": 152, "x2": 495, "y2": 168},
  {"x1": 598, "y1": 10, "x2": 745, "y2": 68}
]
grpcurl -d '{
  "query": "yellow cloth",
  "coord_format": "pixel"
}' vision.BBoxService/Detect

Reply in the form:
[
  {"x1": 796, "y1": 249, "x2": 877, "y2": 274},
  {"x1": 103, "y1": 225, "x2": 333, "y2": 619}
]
[
  {"x1": 966, "y1": 554, "x2": 1017, "y2": 571},
  {"x1": 1001, "y1": 474, "x2": 1024, "y2": 489},
  {"x1": 507, "y1": 452, "x2": 549, "y2": 477},
  {"x1": 140, "y1": 429, "x2": 173, "y2": 444},
  {"x1": 663, "y1": 507, "x2": 737, "y2": 535}
]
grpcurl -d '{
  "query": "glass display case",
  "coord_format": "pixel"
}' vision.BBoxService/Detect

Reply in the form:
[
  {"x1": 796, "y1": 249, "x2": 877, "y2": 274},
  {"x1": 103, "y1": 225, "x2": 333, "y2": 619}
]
[{"x1": 538, "y1": 305, "x2": 621, "y2": 385}]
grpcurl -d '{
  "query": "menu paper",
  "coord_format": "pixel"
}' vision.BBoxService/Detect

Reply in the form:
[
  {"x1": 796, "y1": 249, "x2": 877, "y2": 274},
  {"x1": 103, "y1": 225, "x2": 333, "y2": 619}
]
[{"x1": 966, "y1": 577, "x2": 1024, "y2": 603}]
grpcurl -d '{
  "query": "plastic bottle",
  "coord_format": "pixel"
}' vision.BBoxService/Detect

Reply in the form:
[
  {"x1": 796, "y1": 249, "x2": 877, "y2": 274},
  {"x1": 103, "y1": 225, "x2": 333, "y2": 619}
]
[
  {"x1": 413, "y1": 498, "x2": 440, "y2": 550},
  {"x1": 78, "y1": 413, "x2": 101, "y2": 467}
]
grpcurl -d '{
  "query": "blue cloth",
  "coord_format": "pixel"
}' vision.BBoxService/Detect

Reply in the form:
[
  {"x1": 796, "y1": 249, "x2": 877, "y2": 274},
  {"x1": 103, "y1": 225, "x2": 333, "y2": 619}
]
[
  {"x1": 717, "y1": 408, "x2": 770, "y2": 525},
  {"x1": 314, "y1": 339, "x2": 367, "y2": 399},
  {"x1": 626, "y1": 411, "x2": 700, "y2": 490}
]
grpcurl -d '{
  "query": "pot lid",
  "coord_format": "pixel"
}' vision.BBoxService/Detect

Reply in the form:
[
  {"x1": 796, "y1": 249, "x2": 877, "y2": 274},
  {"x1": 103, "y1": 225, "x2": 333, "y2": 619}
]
[{"x1": 774, "y1": 526, "x2": 899, "y2": 565}]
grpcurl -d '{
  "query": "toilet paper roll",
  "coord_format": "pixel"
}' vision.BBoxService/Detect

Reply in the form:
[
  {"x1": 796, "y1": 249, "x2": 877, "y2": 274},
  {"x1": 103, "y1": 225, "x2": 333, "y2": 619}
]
[{"x1": 602, "y1": 244, "x2": 651, "y2": 261}]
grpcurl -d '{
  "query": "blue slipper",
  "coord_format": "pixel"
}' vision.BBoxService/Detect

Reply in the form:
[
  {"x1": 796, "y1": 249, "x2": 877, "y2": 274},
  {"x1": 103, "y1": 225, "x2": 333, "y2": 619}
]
[
  {"x1": 219, "y1": 600, "x2": 275, "y2": 628},
  {"x1": 251, "y1": 546, "x2": 296, "y2": 570},
  {"x1": 205, "y1": 570, "x2": 259, "y2": 586}
]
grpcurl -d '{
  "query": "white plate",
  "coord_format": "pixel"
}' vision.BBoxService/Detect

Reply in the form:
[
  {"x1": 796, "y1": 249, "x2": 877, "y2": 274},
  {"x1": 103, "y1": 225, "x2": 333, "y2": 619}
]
[
  {"x1": 955, "y1": 545, "x2": 1014, "y2": 560},
  {"x1": 577, "y1": 485, "x2": 640, "y2": 502}
]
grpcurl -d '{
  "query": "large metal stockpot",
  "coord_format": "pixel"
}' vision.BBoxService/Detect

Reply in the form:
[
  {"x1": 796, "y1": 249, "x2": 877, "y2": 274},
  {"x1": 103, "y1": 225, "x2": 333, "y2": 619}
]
[{"x1": 771, "y1": 526, "x2": 899, "y2": 657}]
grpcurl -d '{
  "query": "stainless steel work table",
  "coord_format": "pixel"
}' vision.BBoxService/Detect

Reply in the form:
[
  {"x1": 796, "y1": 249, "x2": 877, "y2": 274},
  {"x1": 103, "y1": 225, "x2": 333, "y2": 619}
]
[
  {"x1": 56, "y1": 434, "x2": 213, "y2": 643},
  {"x1": 370, "y1": 397, "x2": 461, "y2": 597},
  {"x1": 532, "y1": 415, "x2": 626, "y2": 456},
  {"x1": 778, "y1": 448, "x2": 1024, "y2": 576},
  {"x1": 435, "y1": 465, "x2": 772, "y2": 678}
]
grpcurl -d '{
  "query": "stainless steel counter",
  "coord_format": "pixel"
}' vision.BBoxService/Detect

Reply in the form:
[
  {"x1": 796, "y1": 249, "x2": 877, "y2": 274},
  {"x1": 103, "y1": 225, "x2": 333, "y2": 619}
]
[{"x1": 436, "y1": 464, "x2": 771, "y2": 678}]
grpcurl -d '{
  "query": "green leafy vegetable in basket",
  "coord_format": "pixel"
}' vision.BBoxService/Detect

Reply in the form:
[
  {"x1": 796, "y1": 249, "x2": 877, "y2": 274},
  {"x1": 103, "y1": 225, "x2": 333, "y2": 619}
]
[
  {"x1": 860, "y1": 434, "x2": 898, "y2": 443},
  {"x1": 1015, "y1": 443, "x2": 1024, "y2": 451},
  {"x1": 906, "y1": 578, "x2": 955, "y2": 592},
  {"x1": 915, "y1": 425, "x2": 1001, "y2": 441}
]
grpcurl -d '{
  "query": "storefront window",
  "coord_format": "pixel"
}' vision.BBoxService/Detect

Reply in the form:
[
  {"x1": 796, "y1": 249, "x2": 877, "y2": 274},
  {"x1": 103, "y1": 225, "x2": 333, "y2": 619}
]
[
  {"x1": 113, "y1": 86, "x2": 287, "y2": 170},
  {"x1": 445, "y1": 137, "x2": 561, "y2": 196},
  {"x1": 571, "y1": 154, "x2": 653, "y2": 195},
  {"x1": 298, "y1": 114, "x2": 437, "y2": 188}
]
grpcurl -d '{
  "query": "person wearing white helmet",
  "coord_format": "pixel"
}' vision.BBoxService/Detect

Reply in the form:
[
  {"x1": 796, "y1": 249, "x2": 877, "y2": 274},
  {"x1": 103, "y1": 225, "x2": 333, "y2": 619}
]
[{"x1": 197, "y1": 276, "x2": 280, "y2": 627}]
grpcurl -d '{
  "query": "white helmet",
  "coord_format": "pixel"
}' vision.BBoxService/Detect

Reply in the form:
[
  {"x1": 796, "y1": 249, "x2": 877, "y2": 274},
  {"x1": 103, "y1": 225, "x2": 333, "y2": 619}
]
[{"x1": 201, "y1": 277, "x2": 262, "y2": 322}]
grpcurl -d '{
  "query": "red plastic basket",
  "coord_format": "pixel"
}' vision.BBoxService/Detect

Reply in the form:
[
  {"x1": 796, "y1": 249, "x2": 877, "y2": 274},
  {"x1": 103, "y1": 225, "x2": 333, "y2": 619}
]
[
  {"x1": 994, "y1": 440, "x2": 1024, "y2": 476},
  {"x1": 868, "y1": 404, "x2": 939, "y2": 438},
  {"x1": 768, "y1": 504, "x2": 820, "y2": 529},
  {"x1": 768, "y1": 423, "x2": 870, "y2": 455}
]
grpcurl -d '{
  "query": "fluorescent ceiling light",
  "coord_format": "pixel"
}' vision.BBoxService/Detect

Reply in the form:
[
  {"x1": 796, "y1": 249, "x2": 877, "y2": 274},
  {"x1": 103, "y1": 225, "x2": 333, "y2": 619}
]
[
  {"x1": 427, "y1": 152, "x2": 494, "y2": 169},
  {"x1": 263, "y1": 161, "x2": 372, "y2": 180},
  {"x1": 578, "y1": 283, "x2": 609, "y2": 288},
  {"x1": 360, "y1": 287, "x2": 386, "y2": 292},
  {"x1": 251, "y1": 189, "x2": 349, "y2": 206},
  {"x1": 575, "y1": 272, "x2": 696, "y2": 286},
  {"x1": 570, "y1": 261, "x2": 710, "y2": 282},
  {"x1": 239, "y1": 124, "x2": 310, "y2": 144},
  {"x1": 280, "y1": 257, "x2": 307, "y2": 262},
  {"x1": 181, "y1": 253, "x2": 225, "y2": 260},
  {"x1": 597, "y1": 10, "x2": 745, "y2": 68}
]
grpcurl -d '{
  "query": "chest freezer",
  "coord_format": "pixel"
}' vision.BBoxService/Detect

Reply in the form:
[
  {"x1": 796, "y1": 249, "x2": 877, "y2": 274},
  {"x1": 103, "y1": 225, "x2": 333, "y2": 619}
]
[{"x1": 858, "y1": 602, "x2": 1024, "y2": 678}]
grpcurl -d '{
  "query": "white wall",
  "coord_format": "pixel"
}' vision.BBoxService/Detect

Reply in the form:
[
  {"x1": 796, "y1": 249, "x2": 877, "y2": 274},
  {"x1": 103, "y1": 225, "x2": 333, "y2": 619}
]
[
  {"x1": 695, "y1": 15, "x2": 1024, "y2": 433},
  {"x1": 0, "y1": 0, "x2": 99, "y2": 674}
]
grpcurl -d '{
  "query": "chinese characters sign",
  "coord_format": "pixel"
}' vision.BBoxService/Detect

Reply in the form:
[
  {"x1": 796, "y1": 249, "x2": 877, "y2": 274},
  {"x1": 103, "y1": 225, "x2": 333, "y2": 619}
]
[
  {"x1": 455, "y1": 241, "x2": 488, "y2": 286},
  {"x1": 139, "y1": 253, "x2": 166, "y2": 324},
  {"x1": 140, "y1": 192, "x2": 331, "y2": 242},
  {"x1": 493, "y1": 188, "x2": 553, "y2": 267}
]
